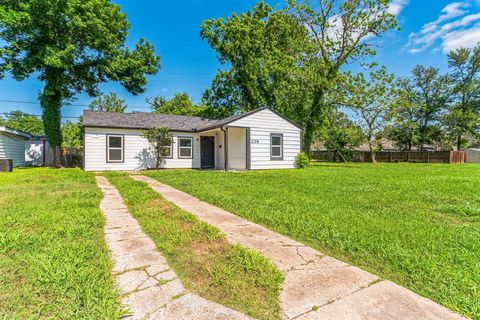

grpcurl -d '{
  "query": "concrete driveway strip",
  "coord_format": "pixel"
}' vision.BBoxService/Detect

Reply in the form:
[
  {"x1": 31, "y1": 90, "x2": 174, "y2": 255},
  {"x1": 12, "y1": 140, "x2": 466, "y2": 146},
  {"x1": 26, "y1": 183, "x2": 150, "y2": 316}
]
[
  {"x1": 95, "y1": 176, "x2": 251, "y2": 320},
  {"x1": 131, "y1": 175, "x2": 466, "y2": 320}
]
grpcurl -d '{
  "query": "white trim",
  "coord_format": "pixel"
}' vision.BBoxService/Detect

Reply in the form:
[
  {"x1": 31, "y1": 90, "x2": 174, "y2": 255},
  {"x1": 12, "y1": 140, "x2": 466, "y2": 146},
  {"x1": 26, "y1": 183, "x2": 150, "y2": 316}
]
[
  {"x1": 178, "y1": 137, "x2": 193, "y2": 159},
  {"x1": 107, "y1": 135, "x2": 124, "y2": 162}
]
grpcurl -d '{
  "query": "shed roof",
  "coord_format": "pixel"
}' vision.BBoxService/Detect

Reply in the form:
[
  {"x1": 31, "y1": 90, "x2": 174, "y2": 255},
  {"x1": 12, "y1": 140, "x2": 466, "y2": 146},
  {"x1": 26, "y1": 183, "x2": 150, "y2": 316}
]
[{"x1": 0, "y1": 126, "x2": 33, "y2": 139}]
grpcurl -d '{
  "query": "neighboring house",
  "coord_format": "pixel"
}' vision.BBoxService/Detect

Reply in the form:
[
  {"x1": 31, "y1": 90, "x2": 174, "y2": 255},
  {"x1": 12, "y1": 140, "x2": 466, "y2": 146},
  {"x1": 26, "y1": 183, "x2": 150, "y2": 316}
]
[
  {"x1": 82, "y1": 107, "x2": 302, "y2": 171},
  {"x1": 0, "y1": 126, "x2": 48, "y2": 167},
  {"x1": 466, "y1": 146, "x2": 480, "y2": 163}
]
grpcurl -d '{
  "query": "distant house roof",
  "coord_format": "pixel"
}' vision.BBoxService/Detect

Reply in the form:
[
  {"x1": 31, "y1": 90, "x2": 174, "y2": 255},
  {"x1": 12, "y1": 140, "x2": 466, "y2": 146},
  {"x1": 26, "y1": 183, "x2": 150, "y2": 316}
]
[
  {"x1": 83, "y1": 107, "x2": 302, "y2": 132},
  {"x1": 0, "y1": 126, "x2": 33, "y2": 139}
]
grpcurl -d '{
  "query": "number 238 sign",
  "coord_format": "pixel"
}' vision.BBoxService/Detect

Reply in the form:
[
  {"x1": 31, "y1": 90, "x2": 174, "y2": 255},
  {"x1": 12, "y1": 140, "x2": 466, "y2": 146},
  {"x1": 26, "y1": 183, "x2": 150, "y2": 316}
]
[{"x1": 251, "y1": 139, "x2": 260, "y2": 144}]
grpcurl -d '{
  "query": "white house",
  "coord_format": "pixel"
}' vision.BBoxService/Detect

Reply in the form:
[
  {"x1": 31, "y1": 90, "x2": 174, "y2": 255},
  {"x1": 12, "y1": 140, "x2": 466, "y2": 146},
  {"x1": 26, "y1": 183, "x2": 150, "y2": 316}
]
[
  {"x1": 0, "y1": 126, "x2": 48, "y2": 167},
  {"x1": 82, "y1": 107, "x2": 302, "y2": 171}
]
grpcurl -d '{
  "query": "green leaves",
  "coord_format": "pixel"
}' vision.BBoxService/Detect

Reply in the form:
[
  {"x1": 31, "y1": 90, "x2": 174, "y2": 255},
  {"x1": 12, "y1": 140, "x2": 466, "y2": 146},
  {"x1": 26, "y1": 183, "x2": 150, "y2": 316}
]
[
  {"x1": 149, "y1": 92, "x2": 207, "y2": 117},
  {"x1": 0, "y1": 0, "x2": 160, "y2": 155}
]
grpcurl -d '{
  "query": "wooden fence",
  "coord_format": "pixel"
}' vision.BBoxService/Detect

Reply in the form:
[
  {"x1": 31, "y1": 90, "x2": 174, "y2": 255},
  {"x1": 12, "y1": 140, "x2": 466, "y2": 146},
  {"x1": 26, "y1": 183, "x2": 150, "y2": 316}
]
[
  {"x1": 311, "y1": 150, "x2": 465, "y2": 164},
  {"x1": 61, "y1": 147, "x2": 83, "y2": 167}
]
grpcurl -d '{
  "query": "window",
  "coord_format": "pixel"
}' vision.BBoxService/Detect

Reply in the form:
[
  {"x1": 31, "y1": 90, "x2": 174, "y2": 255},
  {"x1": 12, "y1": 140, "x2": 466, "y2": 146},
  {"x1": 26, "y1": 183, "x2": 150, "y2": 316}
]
[
  {"x1": 107, "y1": 135, "x2": 124, "y2": 162},
  {"x1": 270, "y1": 134, "x2": 283, "y2": 160},
  {"x1": 163, "y1": 137, "x2": 173, "y2": 158},
  {"x1": 178, "y1": 137, "x2": 193, "y2": 159}
]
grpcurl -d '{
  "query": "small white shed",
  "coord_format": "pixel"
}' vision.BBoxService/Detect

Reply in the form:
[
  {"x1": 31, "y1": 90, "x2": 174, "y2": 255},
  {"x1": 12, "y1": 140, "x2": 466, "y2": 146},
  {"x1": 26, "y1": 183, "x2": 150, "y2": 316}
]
[
  {"x1": 82, "y1": 107, "x2": 302, "y2": 171},
  {"x1": 0, "y1": 126, "x2": 48, "y2": 167},
  {"x1": 465, "y1": 147, "x2": 480, "y2": 163}
]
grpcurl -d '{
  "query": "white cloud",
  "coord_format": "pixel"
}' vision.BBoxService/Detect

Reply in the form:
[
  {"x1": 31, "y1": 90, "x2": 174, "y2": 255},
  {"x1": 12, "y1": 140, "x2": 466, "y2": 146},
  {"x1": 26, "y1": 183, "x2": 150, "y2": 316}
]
[
  {"x1": 388, "y1": 0, "x2": 409, "y2": 15},
  {"x1": 442, "y1": 23, "x2": 480, "y2": 52},
  {"x1": 406, "y1": 1, "x2": 480, "y2": 54}
]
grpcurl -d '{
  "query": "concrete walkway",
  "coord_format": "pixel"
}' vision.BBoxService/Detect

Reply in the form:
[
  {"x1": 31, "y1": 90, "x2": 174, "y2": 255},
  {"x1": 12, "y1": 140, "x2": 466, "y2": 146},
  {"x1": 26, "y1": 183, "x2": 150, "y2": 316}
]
[
  {"x1": 95, "y1": 176, "x2": 250, "y2": 320},
  {"x1": 132, "y1": 175, "x2": 466, "y2": 320}
]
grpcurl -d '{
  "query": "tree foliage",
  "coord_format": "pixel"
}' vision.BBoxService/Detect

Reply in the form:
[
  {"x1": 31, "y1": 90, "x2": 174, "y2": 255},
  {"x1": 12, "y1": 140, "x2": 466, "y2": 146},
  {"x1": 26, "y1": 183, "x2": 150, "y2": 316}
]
[
  {"x1": 317, "y1": 110, "x2": 365, "y2": 151},
  {"x1": 340, "y1": 68, "x2": 396, "y2": 161},
  {"x1": 201, "y1": 0, "x2": 398, "y2": 153},
  {"x1": 0, "y1": 110, "x2": 44, "y2": 135},
  {"x1": 143, "y1": 127, "x2": 172, "y2": 169},
  {"x1": 444, "y1": 47, "x2": 480, "y2": 150},
  {"x1": 61, "y1": 120, "x2": 82, "y2": 147},
  {"x1": 148, "y1": 92, "x2": 206, "y2": 117},
  {"x1": 0, "y1": 0, "x2": 160, "y2": 166},
  {"x1": 89, "y1": 92, "x2": 128, "y2": 113}
]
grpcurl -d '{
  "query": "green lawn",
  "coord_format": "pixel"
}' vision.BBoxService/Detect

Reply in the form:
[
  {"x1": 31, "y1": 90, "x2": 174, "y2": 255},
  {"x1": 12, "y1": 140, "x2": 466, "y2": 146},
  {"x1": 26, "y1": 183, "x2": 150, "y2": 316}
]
[
  {"x1": 104, "y1": 172, "x2": 283, "y2": 320},
  {"x1": 0, "y1": 168, "x2": 123, "y2": 319},
  {"x1": 145, "y1": 163, "x2": 480, "y2": 319}
]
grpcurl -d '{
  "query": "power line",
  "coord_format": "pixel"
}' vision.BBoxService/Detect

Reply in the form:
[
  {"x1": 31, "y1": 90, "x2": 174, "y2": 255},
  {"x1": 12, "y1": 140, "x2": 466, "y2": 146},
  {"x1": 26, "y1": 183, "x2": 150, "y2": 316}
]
[
  {"x1": 0, "y1": 112, "x2": 80, "y2": 119},
  {"x1": 0, "y1": 99, "x2": 152, "y2": 109}
]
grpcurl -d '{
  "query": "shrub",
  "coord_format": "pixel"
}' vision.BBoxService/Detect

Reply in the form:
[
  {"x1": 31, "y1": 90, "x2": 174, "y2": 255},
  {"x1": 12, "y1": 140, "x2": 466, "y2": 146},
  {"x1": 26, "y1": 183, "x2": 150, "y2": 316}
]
[{"x1": 295, "y1": 152, "x2": 310, "y2": 168}]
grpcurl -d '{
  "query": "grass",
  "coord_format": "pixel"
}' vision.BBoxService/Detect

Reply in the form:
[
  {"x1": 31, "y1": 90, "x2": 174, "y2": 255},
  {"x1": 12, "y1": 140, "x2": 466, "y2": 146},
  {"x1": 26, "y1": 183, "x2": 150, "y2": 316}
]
[
  {"x1": 104, "y1": 172, "x2": 283, "y2": 320},
  {"x1": 0, "y1": 168, "x2": 123, "y2": 319},
  {"x1": 145, "y1": 162, "x2": 480, "y2": 319}
]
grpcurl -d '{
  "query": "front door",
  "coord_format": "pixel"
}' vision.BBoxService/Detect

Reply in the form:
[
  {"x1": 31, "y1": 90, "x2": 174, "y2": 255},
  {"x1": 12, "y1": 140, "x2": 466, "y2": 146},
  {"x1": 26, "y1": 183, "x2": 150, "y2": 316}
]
[{"x1": 201, "y1": 136, "x2": 215, "y2": 169}]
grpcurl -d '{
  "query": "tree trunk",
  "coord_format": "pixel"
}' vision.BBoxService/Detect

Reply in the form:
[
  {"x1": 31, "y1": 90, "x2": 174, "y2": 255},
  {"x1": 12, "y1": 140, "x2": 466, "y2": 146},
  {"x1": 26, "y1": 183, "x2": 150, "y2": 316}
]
[
  {"x1": 302, "y1": 90, "x2": 324, "y2": 154},
  {"x1": 369, "y1": 140, "x2": 376, "y2": 163},
  {"x1": 407, "y1": 140, "x2": 412, "y2": 151},
  {"x1": 40, "y1": 69, "x2": 63, "y2": 167},
  {"x1": 456, "y1": 134, "x2": 462, "y2": 151}
]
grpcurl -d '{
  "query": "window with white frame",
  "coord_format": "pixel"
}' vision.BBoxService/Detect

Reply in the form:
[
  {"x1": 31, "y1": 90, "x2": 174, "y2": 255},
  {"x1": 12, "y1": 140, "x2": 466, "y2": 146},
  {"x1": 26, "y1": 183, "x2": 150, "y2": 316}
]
[
  {"x1": 163, "y1": 137, "x2": 173, "y2": 158},
  {"x1": 178, "y1": 137, "x2": 193, "y2": 159},
  {"x1": 270, "y1": 134, "x2": 283, "y2": 160},
  {"x1": 107, "y1": 135, "x2": 124, "y2": 162}
]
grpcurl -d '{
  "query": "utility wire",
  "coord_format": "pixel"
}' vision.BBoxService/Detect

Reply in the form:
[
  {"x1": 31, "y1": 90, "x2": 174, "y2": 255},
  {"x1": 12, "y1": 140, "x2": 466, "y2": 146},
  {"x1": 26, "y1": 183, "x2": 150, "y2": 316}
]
[
  {"x1": 0, "y1": 112, "x2": 80, "y2": 119},
  {"x1": 0, "y1": 99, "x2": 152, "y2": 109}
]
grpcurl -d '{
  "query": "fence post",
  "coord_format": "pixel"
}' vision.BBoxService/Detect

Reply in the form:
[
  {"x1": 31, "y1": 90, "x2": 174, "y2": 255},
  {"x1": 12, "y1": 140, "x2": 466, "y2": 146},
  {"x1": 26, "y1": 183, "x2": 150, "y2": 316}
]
[
  {"x1": 427, "y1": 151, "x2": 430, "y2": 163},
  {"x1": 389, "y1": 151, "x2": 392, "y2": 162},
  {"x1": 407, "y1": 152, "x2": 410, "y2": 162}
]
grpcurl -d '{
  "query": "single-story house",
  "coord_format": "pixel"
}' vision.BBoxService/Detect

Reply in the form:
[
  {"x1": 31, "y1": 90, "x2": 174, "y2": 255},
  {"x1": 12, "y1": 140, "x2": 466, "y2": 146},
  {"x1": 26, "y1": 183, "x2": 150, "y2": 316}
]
[
  {"x1": 0, "y1": 126, "x2": 49, "y2": 167},
  {"x1": 82, "y1": 107, "x2": 302, "y2": 171}
]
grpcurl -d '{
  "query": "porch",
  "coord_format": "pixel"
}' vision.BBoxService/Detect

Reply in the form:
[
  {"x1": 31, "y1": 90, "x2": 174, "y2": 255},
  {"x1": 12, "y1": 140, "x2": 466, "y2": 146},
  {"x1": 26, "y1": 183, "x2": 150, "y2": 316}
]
[{"x1": 199, "y1": 127, "x2": 249, "y2": 171}]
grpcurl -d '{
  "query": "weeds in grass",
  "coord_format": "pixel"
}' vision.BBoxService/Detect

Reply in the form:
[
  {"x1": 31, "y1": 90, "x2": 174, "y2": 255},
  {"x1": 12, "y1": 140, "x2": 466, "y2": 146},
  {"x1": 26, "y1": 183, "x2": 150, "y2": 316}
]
[
  {"x1": 0, "y1": 168, "x2": 123, "y2": 319},
  {"x1": 104, "y1": 172, "x2": 283, "y2": 320},
  {"x1": 145, "y1": 163, "x2": 480, "y2": 319}
]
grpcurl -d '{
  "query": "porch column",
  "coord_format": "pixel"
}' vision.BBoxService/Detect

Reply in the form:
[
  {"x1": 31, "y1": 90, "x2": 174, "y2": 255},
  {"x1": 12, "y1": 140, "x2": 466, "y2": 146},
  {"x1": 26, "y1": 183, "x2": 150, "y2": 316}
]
[{"x1": 224, "y1": 127, "x2": 228, "y2": 171}]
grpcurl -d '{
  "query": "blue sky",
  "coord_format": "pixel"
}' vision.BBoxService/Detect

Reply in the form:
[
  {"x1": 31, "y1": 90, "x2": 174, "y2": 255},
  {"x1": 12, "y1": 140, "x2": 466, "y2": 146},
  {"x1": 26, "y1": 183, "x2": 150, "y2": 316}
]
[{"x1": 1, "y1": 0, "x2": 480, "y2": 122}]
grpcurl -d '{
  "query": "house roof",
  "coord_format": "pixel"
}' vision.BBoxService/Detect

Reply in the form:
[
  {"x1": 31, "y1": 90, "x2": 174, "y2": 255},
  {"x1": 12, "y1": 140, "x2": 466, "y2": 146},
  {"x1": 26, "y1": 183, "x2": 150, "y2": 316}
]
[
  {"x1": 0, "y1": 126, "x2": 33, "y2": 139},
  {"x1": 82, "y1": 110, "x2": 217, "y2": 132},
  {"x1": 83, "y1": 107, "x2": 303, "y2": 132}
]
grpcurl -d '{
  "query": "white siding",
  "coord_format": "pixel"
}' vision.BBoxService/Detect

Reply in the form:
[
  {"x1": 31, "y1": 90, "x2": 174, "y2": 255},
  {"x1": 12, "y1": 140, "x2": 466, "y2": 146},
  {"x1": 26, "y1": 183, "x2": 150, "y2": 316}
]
[
  {"x1": 215, "y1": 130, "x2": 225, "y2": 170},
  {"x1": 227, "y1": 127, "x2": 246, "y2": 170},
  {"x1": 228, "y1": 109, "x2": 301, "y2": 169},
  {"x1": 466, "y1": 149, "x2": 480, "y2": 163},
  {"x1": 84, "y1": 127, "x2": 203, "y2": 171},
  {"x1": 0, "y1": 132, "x2": 26, "y2": 167}
]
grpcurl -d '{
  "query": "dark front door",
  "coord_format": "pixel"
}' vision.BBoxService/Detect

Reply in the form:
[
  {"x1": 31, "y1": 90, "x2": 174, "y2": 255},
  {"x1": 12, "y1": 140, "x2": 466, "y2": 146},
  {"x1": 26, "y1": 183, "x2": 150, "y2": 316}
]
[{"x1": 201, "y1": 136, "x2": 215, "y2": 169}]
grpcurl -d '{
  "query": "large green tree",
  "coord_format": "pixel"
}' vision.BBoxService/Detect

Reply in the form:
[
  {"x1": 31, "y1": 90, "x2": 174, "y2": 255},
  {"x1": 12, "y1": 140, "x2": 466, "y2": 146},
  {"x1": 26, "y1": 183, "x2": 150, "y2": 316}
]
[
  {"x1": 201, "y1": 0, "x2": 398, "y2": 153},
  {"x1": 148, "y1": 92, "x2": 206, "y2": 117},
  {"x1": 341, "y1": 68, "x2": 396, "y2": 162},
  {"x1": 0, "y1": 0, "x2": 159, "y2": 166},
  {"x1": 444, "y1": 46, "x2": 480, "y2": 150},
  {"x1": 0, "y1": 110, "x2": 44, "y2": 135},
  {"x1": 201, "y1": 2, "x2": 307, "y2": 120},
  {"x1": 89, "y1": 92, "x2": 128, "y2": 113}
]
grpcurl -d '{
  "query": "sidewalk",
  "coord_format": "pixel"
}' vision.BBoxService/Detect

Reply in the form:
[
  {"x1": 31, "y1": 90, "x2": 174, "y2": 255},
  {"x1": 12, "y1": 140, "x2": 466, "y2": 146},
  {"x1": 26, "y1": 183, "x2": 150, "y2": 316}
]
[
  {"x1": 96, "y1": 176, "x2": 250, "y2": 320},
  {"x1": 132, "y1": 175, "x2": 466, "y2": 320}
]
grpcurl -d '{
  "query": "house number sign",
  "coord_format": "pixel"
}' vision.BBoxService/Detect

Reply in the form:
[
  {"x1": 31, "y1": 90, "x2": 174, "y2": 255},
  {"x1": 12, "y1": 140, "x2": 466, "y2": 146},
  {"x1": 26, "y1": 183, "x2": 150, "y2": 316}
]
[{"x1": 251, "y1": 139, "x2": 260, "y2": 144}]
